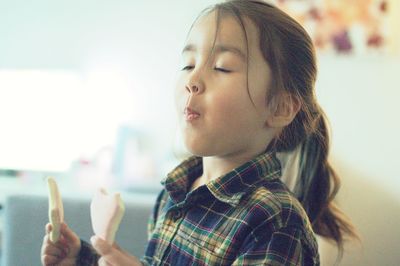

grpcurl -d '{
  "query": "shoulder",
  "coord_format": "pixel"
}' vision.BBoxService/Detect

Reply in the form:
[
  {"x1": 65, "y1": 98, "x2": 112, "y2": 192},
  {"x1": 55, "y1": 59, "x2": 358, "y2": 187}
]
[
  {"x1": 238, "y1": 181, "x2": 319, "y2": 258},
  {"x1": 240, "y1": 179, "x2": 313, "y2": 232}
]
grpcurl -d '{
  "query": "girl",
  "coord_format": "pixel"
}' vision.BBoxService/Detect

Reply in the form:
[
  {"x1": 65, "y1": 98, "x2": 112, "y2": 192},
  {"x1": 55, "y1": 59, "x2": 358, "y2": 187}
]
[{"x1": 41, "y1": 0, "x2": 357, "y2": 265}]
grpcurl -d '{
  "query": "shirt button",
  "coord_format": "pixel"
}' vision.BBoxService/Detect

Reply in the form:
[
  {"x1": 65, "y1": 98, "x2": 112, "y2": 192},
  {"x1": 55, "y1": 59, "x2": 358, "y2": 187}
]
[{"x1": 172, "y1": 211, "x2": 183, "y2": 221}]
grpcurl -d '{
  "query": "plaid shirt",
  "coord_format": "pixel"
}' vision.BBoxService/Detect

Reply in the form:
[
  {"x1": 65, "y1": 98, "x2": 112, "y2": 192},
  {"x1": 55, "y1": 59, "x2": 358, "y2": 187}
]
[{"x1": 141, "y1": 152, "x2": 320, "y2": 266}]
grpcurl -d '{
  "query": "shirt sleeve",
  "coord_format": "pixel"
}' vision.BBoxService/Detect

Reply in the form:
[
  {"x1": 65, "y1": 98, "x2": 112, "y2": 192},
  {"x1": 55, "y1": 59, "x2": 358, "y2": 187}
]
[
  {"x1": 232, "y1": 226, "x2": 319, "y2": 266},
  {"x1": 76, "y1": 239, "x2": 100, "y2": 266}
]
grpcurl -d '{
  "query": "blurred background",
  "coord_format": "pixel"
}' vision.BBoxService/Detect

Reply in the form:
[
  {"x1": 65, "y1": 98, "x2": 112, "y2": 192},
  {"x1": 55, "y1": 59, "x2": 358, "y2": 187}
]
[{"x1": 0, "y1": 0, "x2": 399, "y2": 265}]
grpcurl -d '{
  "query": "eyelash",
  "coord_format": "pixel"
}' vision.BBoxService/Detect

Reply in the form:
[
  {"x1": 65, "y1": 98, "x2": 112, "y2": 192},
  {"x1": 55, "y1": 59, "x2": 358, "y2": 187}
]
[
  {"x1": 181, "y1": 66, "x2": 231, "y2": 73},
  {"x1": 181, "y1": 66, "x2": 194, "y2": 71}
]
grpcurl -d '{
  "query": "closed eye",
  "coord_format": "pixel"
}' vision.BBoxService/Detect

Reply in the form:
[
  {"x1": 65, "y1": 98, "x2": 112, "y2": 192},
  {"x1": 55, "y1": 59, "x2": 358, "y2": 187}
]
[
  {"x1": 214, "y1": 67, "x2": 231, "y2": 73},
  {"x1": 181, "y1": 66, "x2": 231, "y2": 73},
  {"x1": 181, "y1": 65, "x2": 194, "y2": 71}
]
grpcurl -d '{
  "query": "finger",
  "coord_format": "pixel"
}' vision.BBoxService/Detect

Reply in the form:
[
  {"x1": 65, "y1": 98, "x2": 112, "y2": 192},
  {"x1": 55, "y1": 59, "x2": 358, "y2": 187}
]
[
  {"x1": 45, "y1": 223, "x2": 66, "y2": 248},
  {"x1": 43, "y1": 233, "x2": 66, "y2": 249},
  {"x1": 111, "y1": 241, "x2": 130, "y2": 256},
  {"x1": 42, "y1": 234, "x2": 57, "y2": 249},
  {"x1": 91, "y1": 236, "x2": 125, "y2": 262},
  {"x1": 98, "y1": 257, "x2": 114, "y2": 266},
  {"x1": 42, "y1": 235, "x2": 67, "y2": 255},
  {"x1": 92, "y1": 236, "x2": 125, "y2": 255},
  {"x1": 41, "y1": 254, "x2": 61, "y2": 266},
  {"x1": 91, "y1": 236, "x2": 112, "y2": 255},
  {"x1": 91, "y1": 236, "x2": 138, "y2": 265},
  {"x1": 59, "y1": 222, "x2": 78, "y2": 243},
  {"x1": 43, "y1": 244, "x2": 65, "y2": 257},
  {"x1": 45, "y1": 223, "x2": 63, "y2": 249},
  {"x1": 112, "y1": 241, "x2": 122, "y2": 251},
  {"x1": 45, "y1": 223, "x2": 52, "y2": 234},
  {"x1": 42, "y1": 235, "x2": 68, "y2": 257}
]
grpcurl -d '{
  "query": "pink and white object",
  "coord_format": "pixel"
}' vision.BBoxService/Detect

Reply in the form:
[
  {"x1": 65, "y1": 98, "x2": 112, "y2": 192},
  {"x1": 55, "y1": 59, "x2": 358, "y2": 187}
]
[{"x1": 90, "y1": 188, "x2": 125, "y2": 244}]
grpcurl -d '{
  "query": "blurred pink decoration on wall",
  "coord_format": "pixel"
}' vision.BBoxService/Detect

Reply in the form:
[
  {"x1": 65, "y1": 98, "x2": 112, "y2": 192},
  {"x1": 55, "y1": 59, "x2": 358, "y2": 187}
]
[{"x1": 276, "y1": 0, "x2": 390, "y2": 54}]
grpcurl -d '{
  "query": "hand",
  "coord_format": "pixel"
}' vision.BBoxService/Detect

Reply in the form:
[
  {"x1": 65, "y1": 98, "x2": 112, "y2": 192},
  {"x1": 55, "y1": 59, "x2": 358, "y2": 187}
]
[
  {"x1": 90, "y1": 236, "x2": 143, "y2": 266},
  {"x1": 41, "y1": 222, "x2": 81, "y2": 266}
]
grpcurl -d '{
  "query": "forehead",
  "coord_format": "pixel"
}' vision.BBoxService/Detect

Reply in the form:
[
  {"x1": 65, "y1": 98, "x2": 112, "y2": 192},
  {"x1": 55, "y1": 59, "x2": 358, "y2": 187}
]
[{"x1": 184, "y1": 11, "x2": 260, "y2": 58}]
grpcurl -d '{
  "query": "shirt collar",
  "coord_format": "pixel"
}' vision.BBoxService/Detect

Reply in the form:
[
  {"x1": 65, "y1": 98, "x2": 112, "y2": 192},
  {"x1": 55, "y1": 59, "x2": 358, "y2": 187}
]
[{"x1": 162, "y1": 152, "x2": 281, "y2": 206}]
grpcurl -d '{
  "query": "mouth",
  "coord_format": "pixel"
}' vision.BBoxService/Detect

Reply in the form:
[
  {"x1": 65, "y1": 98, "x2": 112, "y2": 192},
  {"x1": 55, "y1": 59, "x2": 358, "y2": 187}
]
[{"x1": 184, "y1": 107, "x2": 200, "y2": 121}]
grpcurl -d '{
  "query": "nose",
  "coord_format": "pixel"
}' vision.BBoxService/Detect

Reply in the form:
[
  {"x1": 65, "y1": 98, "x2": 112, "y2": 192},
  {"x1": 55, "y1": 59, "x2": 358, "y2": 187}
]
[
  {"x1": 184, "y1": 66, "x2": 205, "y2": 94},
  {"x1": 186, "y1": 83, "x2": 200, "y2": 94},
  {"x1": 185, "y1": 76, "x2": 204, "y2": 94}
]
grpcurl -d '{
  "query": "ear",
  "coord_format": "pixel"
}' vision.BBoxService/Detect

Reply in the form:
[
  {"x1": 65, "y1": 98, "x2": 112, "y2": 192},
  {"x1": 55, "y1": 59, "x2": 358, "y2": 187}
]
[{"x1": 266, "y1": 92, "x2": 301, "y2": 128}]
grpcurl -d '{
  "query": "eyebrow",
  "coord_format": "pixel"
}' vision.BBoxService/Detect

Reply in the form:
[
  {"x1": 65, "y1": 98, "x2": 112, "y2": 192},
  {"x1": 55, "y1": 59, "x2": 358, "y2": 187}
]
[{"x1": 182, "y1": 43, "x2": 247, "y2": 61}]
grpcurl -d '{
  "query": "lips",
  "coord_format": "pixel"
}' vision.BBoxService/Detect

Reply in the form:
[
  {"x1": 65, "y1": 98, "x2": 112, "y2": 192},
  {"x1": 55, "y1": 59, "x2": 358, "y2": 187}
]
[{"x1": 184, "y1": 107, "x2": 200, "y2": 121}]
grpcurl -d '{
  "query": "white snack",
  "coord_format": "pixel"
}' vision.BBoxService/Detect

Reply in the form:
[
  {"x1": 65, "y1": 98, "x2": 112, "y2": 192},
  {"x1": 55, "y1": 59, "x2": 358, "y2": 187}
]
[
  {"x1": 90, "y1": 188, "x2": 125, "y2": 244},
  {"x1": 47, "y1": 177, "x2": 64, "y2": 243}
]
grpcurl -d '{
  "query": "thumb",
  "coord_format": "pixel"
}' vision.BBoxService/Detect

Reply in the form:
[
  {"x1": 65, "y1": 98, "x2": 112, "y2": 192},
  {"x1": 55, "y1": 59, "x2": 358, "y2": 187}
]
[
  {"x1": 91, "y1": 236, "x2": 113, "y2": 256},
  {"x1": 91, "y1": 236, "x2": 128, "y2": 262},
  {"x1": 45, "y1": 223, "x2": 53, "y2": 234},
  {"x1": 91, "y1": 236, "x2": 142, "y2": 266},
  {"x1": 111, "y1": 241, "x2": 131, "y2": 257},
  {"x1": 112, "y1": 241, "x2": 123, "y2": 251}
]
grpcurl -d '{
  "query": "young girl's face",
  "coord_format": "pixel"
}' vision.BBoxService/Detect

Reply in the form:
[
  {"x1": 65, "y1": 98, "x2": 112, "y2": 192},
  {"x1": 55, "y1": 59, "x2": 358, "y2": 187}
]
[{"x1": 175, "y1": 11, "x2": 275, "y2": 159}]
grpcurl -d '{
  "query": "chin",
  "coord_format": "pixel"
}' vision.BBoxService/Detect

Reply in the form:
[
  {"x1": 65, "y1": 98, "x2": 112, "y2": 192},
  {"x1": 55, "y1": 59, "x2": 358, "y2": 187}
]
[{"x1": 184, "y1": 139, "x2": 215, "y2": 157}]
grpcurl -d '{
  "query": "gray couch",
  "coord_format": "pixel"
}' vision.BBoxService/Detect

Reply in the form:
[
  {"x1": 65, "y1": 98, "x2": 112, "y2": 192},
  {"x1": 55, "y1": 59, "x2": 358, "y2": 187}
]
[{"x1": 1, "y1": 193, "x2": 156, "y2": 266}]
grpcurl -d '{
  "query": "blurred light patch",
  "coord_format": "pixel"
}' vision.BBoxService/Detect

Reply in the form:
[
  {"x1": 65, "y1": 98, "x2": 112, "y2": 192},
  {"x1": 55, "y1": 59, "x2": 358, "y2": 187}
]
[{"x1": 0, "y1": 69, "x2": 134, "y2": 172}]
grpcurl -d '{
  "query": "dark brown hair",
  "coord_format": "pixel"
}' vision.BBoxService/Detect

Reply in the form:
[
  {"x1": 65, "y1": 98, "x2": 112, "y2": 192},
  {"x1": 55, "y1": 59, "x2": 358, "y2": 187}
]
[{"x1": 198, "y1": 0, "x2": 359, "y2": 258}]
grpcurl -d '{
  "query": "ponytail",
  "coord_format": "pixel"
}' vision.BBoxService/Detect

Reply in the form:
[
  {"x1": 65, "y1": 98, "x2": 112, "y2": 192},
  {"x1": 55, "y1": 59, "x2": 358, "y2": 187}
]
[{"x1": 277, "y1": 110, "x2": 359, "y2": 257}]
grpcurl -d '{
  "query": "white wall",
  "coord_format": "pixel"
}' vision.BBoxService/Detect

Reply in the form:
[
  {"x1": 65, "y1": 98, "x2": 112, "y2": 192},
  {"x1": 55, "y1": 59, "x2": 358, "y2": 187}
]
[{"x1": 316, "y1": 55, "x2": 400, "y2": 266}]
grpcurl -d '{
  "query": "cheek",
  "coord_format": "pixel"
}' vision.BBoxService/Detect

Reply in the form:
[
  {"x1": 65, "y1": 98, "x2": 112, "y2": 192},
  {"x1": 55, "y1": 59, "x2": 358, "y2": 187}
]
[
  {"x1": 208, "y1": 88, "x2": 267, "y2": 132},
  {"x1": 247, "y1": 65, "x2": 271, "y2": 110},
  {"x1": 207, "y1": 90, "x2": 249, "y2": 122}
]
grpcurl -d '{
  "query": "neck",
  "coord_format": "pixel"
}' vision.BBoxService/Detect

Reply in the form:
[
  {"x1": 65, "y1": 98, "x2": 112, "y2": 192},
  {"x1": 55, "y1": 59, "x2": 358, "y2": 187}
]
[
  {"x1": 190, "y1": 135, "x2": 276, "y2": 191},
  {"x1": 201, "y1": 149, "x2": 264, "y2": 183}
]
